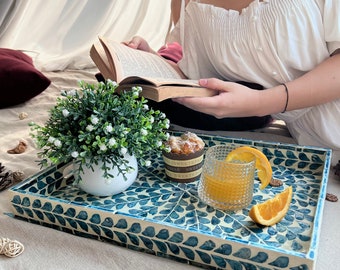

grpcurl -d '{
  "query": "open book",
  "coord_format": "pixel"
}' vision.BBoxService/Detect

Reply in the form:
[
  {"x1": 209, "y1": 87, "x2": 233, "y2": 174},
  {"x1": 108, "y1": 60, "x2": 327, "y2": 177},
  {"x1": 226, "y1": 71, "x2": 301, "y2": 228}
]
[{"x1": 90, "y1": 37, "x2": 216, "y2": 102}]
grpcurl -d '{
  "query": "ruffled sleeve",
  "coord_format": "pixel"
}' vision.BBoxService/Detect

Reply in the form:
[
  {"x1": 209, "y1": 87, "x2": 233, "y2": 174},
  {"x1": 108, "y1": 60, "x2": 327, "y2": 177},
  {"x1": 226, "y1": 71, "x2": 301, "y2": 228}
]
[{"x1": 317, "y1": 0, "x2": 340, "y2": 54}]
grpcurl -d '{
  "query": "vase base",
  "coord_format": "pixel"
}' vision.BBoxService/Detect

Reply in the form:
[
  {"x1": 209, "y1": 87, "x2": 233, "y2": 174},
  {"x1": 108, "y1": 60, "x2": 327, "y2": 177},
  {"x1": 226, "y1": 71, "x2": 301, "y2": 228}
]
[{"x1": 75, "y1": 155, "x2": 138, "y2": 196}]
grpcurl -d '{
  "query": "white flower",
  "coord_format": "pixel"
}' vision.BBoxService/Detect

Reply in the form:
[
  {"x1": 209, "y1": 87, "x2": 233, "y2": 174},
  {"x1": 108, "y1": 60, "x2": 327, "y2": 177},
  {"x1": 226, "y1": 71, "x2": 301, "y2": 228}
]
[
  {"x1": 156, "y1": 141, "x2": 162, "y2": 147},
  {"x1": 86, "y1": 125, "x2": 94, "y2": 131},
  {"x1": 165, "y1": 132, "x2": 170, "y2": 140},
  {"x1": 67, "y1": 89, "x2": 77, "y2": 96},
  {"x1": 105, "y1": 125, "x2": 113, "y2": 133},
  {"x1": 62, "y1": 109, "x2": 70, "y2": 117},
  {"x1": 120, "y1": 147, "x2": 128, "y2": 155},
  {"x1": 71, "y1": 151, "x2": 79, "y2": 158},
  {"x1": 145, "y1": 160, "x2": 151, "y2": 167},
  {"x1": 107, "y1": 79, "x2": 118, "y2": 87},
  {"x1": 99, "y1": 144, "x2": 107, "y2": 151},
  {"x1": 143, "y1": 104, "x2": 149, "y2": 110},
  {"x1": 149, "y1": 116, "x2": 154, "y2": 124},
  {"x1": 48, "y1": 136, "x2": 55, "y2": 143},
  {"x1": 141, "y1": 128, "x2": 148, "y2": 136},
  {"x1": 91, "y1": 115, "x2": 99, "y2": 125},
  {"x1": 54, "y1": 139, "x2": 62, "y2": 147},
  {"x1": 108, "y1": 138, "x2": 116, "y2": 146},
  {"x1": 164, "y1": 119, "x2": 170, "y2": 129},
  {"x1": 131, "y1": 86, "x2": 142, "y2": 98},
  {"x1": 132, "y1": 86, "x2": 142, "y2": 92},
  {"x1": 160, "y1": 113, "x2": 166, "y2": 119}
]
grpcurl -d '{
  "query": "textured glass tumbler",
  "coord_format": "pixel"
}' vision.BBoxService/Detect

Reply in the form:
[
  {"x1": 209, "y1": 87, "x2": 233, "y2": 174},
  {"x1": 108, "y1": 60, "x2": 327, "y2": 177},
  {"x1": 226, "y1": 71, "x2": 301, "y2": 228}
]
[{"x1": 198, "y1": 145, "x2": 255, "y2": 211}]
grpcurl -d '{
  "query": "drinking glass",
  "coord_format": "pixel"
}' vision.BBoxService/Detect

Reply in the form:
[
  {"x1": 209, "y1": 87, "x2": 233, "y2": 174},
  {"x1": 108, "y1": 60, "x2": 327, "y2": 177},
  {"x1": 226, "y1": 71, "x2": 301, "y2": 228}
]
[{"x1": 198, "y1": 145, "x2": 255, "y2": 211}]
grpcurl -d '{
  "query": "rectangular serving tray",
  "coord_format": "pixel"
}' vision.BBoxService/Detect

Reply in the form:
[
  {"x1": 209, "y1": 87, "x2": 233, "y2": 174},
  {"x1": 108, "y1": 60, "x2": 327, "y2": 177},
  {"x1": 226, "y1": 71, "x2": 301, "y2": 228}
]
[{"x1": 9, "y1": 133, "x2": 332, "y2": 270}]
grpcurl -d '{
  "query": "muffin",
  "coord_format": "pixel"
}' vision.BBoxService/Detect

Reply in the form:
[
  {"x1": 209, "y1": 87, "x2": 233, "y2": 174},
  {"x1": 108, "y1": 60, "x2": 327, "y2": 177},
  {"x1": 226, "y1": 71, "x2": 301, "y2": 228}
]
[{"x1": 163, "y1": 132, "x2": 205, "y2": 183}]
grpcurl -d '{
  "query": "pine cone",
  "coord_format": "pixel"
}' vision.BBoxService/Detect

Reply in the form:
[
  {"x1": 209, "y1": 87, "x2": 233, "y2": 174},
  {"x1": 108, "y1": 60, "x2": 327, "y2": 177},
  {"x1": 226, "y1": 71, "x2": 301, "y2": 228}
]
[
  {"x1": 0, "y1": 163, "x2": 5, "y2": 174},
  {"x1": 0, "y1": 163, "x2": 25, "y2": 191},
  {"x1": 0, "y1": 171, "x2": 12, "y2": 191}
]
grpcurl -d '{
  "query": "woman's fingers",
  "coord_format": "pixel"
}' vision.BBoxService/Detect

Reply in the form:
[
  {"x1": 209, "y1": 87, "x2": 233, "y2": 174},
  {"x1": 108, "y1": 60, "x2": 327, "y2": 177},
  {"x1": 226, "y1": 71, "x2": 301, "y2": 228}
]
[{"x1": 174, "y1": 78, "x2": 262, "y2": 118}]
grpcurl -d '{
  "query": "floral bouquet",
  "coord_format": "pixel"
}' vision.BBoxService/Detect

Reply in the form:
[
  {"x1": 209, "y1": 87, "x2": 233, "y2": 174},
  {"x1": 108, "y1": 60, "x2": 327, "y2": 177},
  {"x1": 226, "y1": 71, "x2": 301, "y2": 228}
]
[{"x1": 30, "y1": 80, "x2": 170, "y2": 179}]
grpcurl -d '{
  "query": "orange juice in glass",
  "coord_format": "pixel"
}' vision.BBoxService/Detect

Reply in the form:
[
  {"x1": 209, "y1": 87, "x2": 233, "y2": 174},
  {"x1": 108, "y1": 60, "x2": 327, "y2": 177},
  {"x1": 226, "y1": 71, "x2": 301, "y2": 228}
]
[{"x1": 198, "y1": 145, "x2": 255, "y2": 211}]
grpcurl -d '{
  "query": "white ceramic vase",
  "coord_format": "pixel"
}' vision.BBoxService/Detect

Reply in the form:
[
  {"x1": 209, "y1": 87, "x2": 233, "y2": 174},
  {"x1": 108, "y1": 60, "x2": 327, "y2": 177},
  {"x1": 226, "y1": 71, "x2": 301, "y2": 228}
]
[{"x1": 77, "y1": 154, "x2": 138, "y2": 196}]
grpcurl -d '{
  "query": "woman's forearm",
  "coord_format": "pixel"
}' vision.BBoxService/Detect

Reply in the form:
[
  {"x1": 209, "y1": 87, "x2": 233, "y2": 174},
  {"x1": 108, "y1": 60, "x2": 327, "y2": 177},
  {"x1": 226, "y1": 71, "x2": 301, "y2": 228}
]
[{"x1": 260, "y1": 53, "x2": 340, "y2": 116}]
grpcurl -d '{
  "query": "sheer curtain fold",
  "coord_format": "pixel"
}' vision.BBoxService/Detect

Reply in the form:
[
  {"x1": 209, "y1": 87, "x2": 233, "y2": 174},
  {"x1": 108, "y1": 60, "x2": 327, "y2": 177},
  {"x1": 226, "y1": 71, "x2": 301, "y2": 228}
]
[
  {"x1": 0, "y1": 0, "x2": 19, "y2": 37},
  {"x1": 0, "y1": 0, "x2": 171, "y2": 71}
]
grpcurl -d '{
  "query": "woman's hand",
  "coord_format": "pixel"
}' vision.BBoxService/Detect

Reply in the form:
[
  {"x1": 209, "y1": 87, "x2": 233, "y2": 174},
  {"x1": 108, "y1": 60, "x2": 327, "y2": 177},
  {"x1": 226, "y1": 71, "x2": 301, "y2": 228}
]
[
  {"x1": 123, "y1": 36, "x2": 187, "y2": 79},
  {"x1": 123, "y1": 36, "x2": 157, "y2": 54},
  {"x1": 174, "y1": 78, "x2": 266, "y2": 118}
]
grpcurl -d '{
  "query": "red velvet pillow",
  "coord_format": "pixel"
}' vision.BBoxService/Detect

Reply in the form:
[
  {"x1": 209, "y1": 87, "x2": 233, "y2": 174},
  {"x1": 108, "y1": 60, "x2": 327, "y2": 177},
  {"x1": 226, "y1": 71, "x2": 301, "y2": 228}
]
[
  {"x1": 157, "y1": 42, "x2": 183, "y2": 63},
  {"x1": 0, "y1": 48, "x2": 51, "y2": 108}
]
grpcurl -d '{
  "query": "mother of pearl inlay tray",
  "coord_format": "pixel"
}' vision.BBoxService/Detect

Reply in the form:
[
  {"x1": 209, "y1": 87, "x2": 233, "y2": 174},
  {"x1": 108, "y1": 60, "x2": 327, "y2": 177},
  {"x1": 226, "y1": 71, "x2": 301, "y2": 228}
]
[{"x1": 9, "y1": 133, "x2": 331, "y2": 270}]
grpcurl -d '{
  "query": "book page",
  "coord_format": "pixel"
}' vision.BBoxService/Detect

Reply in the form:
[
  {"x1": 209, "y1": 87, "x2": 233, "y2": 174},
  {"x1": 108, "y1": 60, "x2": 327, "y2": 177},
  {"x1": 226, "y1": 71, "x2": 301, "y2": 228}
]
[
  {"x1": 120, "y1": 76, "x2": 201, "y2": 87},
  {"x1": 109, "y1": 41, "x2": 182, "y2": 80}
]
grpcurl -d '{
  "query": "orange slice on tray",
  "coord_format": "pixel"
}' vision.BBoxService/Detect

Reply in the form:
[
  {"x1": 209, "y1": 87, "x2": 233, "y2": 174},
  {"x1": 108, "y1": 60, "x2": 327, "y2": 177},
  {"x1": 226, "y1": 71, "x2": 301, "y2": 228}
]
[
  {"x1": 225, "y1": 146, "x2": 272, "y2": 189},
  {"x1": 249, "y1": 186, "x2": 293, "y2": 226}
]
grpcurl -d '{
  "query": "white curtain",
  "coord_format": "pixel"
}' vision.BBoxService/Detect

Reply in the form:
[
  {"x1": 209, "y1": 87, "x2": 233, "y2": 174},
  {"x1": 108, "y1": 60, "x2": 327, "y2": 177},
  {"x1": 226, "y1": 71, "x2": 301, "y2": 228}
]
[{"x1": 0, "y1": 0, "x2": 171, "y2": 71}]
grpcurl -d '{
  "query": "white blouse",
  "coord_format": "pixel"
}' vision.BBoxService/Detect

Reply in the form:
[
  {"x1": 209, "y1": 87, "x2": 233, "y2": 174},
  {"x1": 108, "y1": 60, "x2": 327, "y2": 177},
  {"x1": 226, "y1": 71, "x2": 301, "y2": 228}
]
[{"x1": 170, "y1": 0, "x2": 340, "y2": 163}]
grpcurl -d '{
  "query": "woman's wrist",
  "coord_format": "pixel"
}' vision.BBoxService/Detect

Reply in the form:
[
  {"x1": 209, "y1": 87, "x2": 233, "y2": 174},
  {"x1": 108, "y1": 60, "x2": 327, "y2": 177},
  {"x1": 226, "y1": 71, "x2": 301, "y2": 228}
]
[{"x1": 257, "y1": 84, "x2": 290, "y2": 116}]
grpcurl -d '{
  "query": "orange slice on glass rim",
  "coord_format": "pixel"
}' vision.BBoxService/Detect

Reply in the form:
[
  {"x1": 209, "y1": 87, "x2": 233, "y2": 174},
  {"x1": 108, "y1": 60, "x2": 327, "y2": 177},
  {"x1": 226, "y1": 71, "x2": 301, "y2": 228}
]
[
  {"x1": 248, "y1": 186, "x2": 293, "y2": 226},
  {"x1": 225, "y1": 146, "x2": 272, "y2": 189}
]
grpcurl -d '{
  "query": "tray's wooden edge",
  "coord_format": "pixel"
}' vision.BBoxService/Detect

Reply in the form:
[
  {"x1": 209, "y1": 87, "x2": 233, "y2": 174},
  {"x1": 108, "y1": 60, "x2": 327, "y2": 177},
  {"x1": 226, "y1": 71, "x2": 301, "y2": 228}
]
[{"x1": 9, "y1": 192, "x2": 315, "y2": 270}]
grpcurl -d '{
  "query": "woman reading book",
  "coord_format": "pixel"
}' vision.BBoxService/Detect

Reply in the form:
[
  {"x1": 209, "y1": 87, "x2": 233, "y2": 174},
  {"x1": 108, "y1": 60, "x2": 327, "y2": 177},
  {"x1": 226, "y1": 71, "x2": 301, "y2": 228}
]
[{"x1": 126, "y1": 0, "x2": 340, "y2": 164}]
